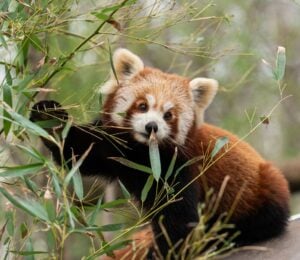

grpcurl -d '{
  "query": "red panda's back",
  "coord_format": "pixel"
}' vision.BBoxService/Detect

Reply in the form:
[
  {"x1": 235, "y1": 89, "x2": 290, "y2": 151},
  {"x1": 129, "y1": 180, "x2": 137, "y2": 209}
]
[{"x1": 192, "y1": 123, "x2": 289, "y2": 220}]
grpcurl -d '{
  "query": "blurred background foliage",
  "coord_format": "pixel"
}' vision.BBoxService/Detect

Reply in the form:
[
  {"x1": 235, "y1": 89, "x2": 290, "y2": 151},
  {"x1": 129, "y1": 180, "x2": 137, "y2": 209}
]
[{"x1": 0, "y1": 0, "x2": 299, "y2": 258}]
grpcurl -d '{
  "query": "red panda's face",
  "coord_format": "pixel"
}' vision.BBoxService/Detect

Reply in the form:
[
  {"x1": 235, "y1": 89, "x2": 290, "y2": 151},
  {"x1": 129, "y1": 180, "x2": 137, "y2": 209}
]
[{"x1": 101, "y1": 49, "x2": 218, "y2": 146}]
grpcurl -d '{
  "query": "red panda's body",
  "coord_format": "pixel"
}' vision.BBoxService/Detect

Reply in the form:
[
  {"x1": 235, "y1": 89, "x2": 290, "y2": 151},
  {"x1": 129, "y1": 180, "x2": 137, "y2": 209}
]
[{"x1": 30, "y1": 49, "x2": 290, "y2": 259}]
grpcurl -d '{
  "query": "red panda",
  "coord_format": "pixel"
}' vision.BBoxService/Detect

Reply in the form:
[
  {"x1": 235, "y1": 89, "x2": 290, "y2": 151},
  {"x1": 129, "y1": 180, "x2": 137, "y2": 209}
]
[{"x1": 30, "y1": 49, "x2": 290, "y2": 259}]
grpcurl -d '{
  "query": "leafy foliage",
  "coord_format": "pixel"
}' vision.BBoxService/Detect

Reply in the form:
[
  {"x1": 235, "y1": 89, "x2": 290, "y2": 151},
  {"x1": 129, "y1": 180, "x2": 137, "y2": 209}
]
[{"x1": 0, "y1": 0, "x2": 296, "y2": 259}]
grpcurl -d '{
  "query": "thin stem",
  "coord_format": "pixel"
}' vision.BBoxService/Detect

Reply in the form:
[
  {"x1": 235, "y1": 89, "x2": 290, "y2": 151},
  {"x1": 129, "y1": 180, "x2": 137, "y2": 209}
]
[{"x1": 35, "y1": 0, "x2": 131, "y2": 93}]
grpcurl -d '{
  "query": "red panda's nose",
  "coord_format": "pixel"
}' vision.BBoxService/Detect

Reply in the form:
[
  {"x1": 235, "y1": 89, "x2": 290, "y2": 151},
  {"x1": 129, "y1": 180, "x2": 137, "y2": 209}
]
[{"x1": 145, "y1": 121, "x2": 158, "y2": 134}]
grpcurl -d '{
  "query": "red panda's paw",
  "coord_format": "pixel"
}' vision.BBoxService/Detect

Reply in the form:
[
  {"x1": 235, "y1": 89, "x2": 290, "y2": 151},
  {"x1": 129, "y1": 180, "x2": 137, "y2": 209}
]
[{"x1": 30, "y1": 100, "x2": 69, "y2": 129}]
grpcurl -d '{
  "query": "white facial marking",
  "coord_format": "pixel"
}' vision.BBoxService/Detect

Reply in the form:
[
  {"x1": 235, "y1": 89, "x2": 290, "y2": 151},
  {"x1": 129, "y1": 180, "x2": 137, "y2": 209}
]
[
  {"x1": 163, "y1": 102, "x2": 174, "y2": 112},
  {"x1": 111, "y1": 87, "x2": 135, "y2": 125},
  {"x1": 146, "y1": 94, "x2": 156, "y2": 108},
  {"x1": 176, "y1": 106, "x2": 194, "y2": 145},
  {"x1": 131, "y1": 110, "x2": 170, "y2": 143}
]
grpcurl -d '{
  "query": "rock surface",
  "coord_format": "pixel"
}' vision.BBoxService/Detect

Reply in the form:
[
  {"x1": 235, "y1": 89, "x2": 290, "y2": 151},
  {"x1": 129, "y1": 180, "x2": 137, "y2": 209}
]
[{"x1": 221, "y1": 217, "x2": 300, "y2": 260}]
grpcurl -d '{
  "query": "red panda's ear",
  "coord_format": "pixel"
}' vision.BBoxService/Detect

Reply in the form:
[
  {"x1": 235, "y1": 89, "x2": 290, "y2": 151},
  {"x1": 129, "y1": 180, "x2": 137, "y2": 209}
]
[
  {"x1": 100, "y1": 49, "x2": 144, "y2": 95},
  {"x1": 189, "y1": 77, "x2": 218, "y2": 126},
  {"x1": 113, "y1": 48, "x2": 144, "y2": 80}
]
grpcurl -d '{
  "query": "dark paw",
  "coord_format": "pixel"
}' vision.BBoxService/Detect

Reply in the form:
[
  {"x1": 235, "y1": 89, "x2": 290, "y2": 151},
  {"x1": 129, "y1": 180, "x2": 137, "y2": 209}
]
[{"x1": 30, "y1": 100, "x2": 68, "y2": 124}]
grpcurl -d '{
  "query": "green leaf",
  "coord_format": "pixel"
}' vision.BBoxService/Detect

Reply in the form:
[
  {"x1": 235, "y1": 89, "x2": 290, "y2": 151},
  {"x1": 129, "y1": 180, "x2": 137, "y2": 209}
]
[
  {"x1": 5, "y1": 211, "x2": 14, "y2": 236},
  {"x1": 100, "y1": 199, "x2": 128, "y2": 209},
  {"x1": 92, "y1": 0, "x2": 137, "y2": 21},
  {"x1": 118, "y1": 180, "x2": 131, "y2": 199},
  {"x1": 0, "y1": 188, "x2": 50, "y2": 222},
  {"x1": 1, "y1": 102, "x2": 57, "y2": 144},
  {"x1": 34, "y1": 119, "x2": 62, "y2": 129},
  {"x1": 141, "y1": 175, "x2": 154, "y2": 202},
  {"x1": 10, "y1": 251, "x2": 48, "y2": 256},
  {"x1": 46, "y1": 230, "x2": 55, "y2": 252},
  {"x1": 108, "y1": 43, "x2": 119, "y2": 84},
  {"x1": 73, "y1": 223, "x2": 124, "y2": 233},
  {"x1": 0, "y1": 163, "x2": 44, "y2": 178},
  {"x1": 62, "y1": 117, "x2": 73, "y2": 140},
  {"x1": 20, "y1": 222, "x2": 28, "y2": 239},
  {"x1": 149, "y1": 132, "x2": 161, "y2": 182},
  {"x1": 175, "y1": 156, "x2": 204, "y2": 179},
  {"x1": 5, "y1": 66, "x2": 12, "y2": 85},
  {"x1": 2, "y1": 83, "x2": 13, "y2": 136},
  {"x1": 211, "y1": 136, "x2": 229, "y2": 158},
  {"x1": 65, "y1": 200, "x2": 75, "y2": 228},
  {"x1": 0, "y1": 33, "x2": 8, "y2": 50},
  {"x1": 16, "y1": 145, "x2": 46, "y2": 162},
  {"x1": 51, "y1": 173, "x2": 61, "y2": 197},
  {"x1": 64, "y1": 144, "x2": 93, "y2": 187},
  {"x1": 72, "y1": 171, "x2": 84, "y2": 201},
  {"x1": 92, "y1": 12, "x2": 109, "y2": 21},
  {"x1": 273, "y1": 46, "x2": 286, "y2": 81},
  {"x1": 16, "y1": 38, "x2": 30, "y2": 70},
  {"x1": 110, "y1": 157, "x2": 152, "y2": 174},
  {"x1": 27, "y1": 34, "x2": 44, "y2": 52},
  {"x1": 88, "y1": 196, "x2": 103, "y2": 225},
  {"x1": 165, "y1": 148, "x2": 178, "y2": 182},
  {"x1": 3, "y1": 66, "x2": 13, "y2": 137},
  {"x1": 23, "y1": 176, "x2": 39, "y2": 194},
  {"x1": 44, "y1": 199, "x2": 56, "y2": 222}
]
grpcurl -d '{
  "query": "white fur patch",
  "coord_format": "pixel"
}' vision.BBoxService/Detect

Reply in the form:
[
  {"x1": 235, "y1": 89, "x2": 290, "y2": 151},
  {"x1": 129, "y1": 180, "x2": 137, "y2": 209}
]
[
  {"x1": 111, "y1": 87, "x2": 135, "y2": 125},
  {"x1": 131, "y1": 110, "x2": 170, "y2": 143},
  {"x1": 176, "y1": 106, "x2": 194, "y2": 145},
  {"x1": 146, "y1": 94, "x2": 156, "y2": 108},
  {"x1": 163, "y1": 102, "x2": 174, "y2": 112}
]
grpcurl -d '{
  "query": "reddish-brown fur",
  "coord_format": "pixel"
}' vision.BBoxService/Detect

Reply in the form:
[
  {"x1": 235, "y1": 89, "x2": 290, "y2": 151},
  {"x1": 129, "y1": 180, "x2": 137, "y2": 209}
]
[
  {"x1": 102, "y1": 124, "x2": 289, "y2": 260},
  {"x1": 31, "y1": 49, "x2": 289, "y2": 259}
]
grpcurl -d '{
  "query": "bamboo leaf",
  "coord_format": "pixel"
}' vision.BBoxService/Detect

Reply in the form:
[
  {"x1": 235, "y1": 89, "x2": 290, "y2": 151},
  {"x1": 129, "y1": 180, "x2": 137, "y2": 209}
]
[
  {"x1": 211, "y1": 136, "x2": 229, "y2": 158},
  {"x1": 118, "y1": 180, "x2": 131, "y2": 199},
  {"x1": 108, "y1": 43, "x2": 119, "y2": 84},
  {"x1": 1, "y1": 102, "x2": 57, "y2": 144},
  {"x1": 50, "y1": 172, "x2": 61, "y2": 197},
  {"x1": 110, "y1": 157, "x2": 152, "y2": 174},
  {"x1": 44, "y1": 199, "x2": 56, "y2": 222},
  {"x1": 100, "y1": 199, "x2": 127, "y2": 209},
  {"x1": 149, "y1": 132, "x2": 161, "y2": 182},
  {"x1": 0, "y1": 32, "x2": 8, "y2": 50},
  {"x1": 16, "y1": 145, "x2": 46, "y2": 162},
  {"x1": 72, "y1": 171, "x2": 84, "y2": 201},
  {"x1": 65, "y1": 200, "x2": 75, "y2": 228},
  {"x1": 23, "y1": 176, "x2": 39, "y2": 194},
  {"x1": 141, "y1": 175, "x2": 154, "y2": 202},
  {"x1": 62, "y1": 117, "x2": 73, "y2": 140},
  {"x1": 5, "y1": 211, "x2": 14, "y2": 237},
  {"x1": 0, "y1": 188, "x2": 49, "y2": 222},
  {"x1": 2, "y1": 83, "x2": 12, "y2": 136},
  {"x1": 273, "y1": 46, "x2": 286, "y2": 81},
  {"x1": 27, "y1": 34, "x2": 44, "y2": 52},
  {"x1": 175, "y1": 156, "x2": 204, "y2": 179},
  {"x1": 92, "y1": 0, "x2": 137, "y2": 21},
  {"x1": 64, "y1": 144, "x2": 93, "y2": 187},
  {"x1": 165, "y1": 147, "x2": 178, "y2": 181},
  {"x1": 5, "y1": 66, "x2": 12, "y2": 85},
  {"x1": 0, "y1": 163, "x2": 44, "y2": 178},
  {"x1": 73, "y1": 223, "x2": 124, "y2": 233},
  {"x1": 10, "y1": 251, "x2": 48, "y2": 256},
  {"x1": 88, "y1": 196, "x2": 103, "y2": 225}
]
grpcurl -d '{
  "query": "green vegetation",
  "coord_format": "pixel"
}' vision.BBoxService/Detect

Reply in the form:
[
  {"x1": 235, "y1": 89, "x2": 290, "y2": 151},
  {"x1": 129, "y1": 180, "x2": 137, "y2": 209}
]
[{"x1": 0, "y1": 0, "x2": 299, "y2": 259}]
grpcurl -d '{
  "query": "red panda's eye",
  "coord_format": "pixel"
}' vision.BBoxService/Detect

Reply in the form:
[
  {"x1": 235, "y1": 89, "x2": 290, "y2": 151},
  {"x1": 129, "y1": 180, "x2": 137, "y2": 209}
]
[
  {"x1": 163, "y1": 111, "x2": 173, "y2": 121},
  {"x1": 137, "y1": 102, "x2": 148, "y2": 112}
]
